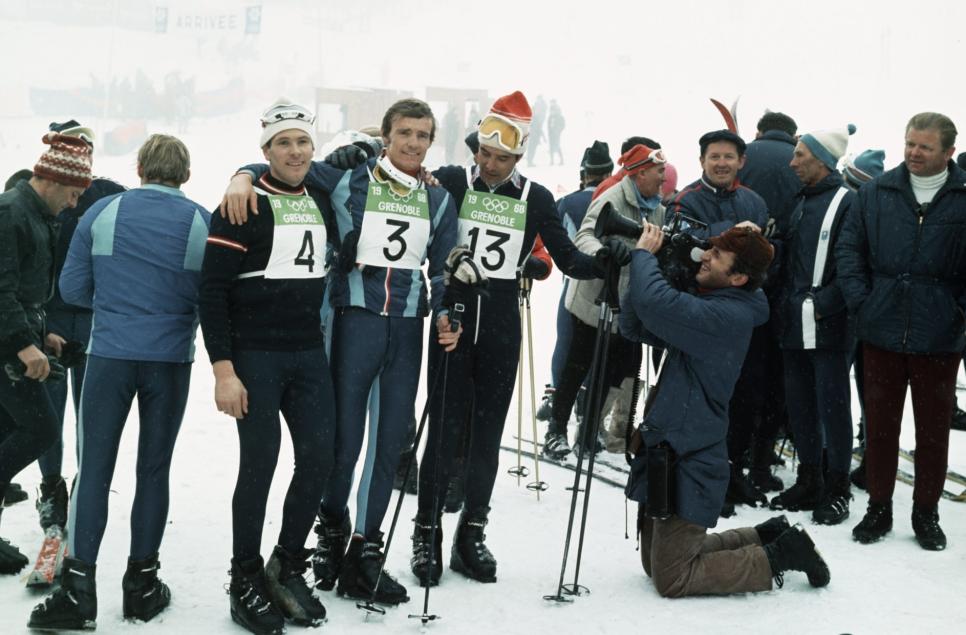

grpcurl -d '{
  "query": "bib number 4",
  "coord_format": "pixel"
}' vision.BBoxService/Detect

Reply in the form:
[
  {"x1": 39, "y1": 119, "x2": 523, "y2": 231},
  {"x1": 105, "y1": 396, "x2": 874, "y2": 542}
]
[
  {"x1": 294, "y1": 231, "x2": 316, "y2": 272},
  {"x1": 467, "y1": 226, "x2": 511, "y2": 272}
]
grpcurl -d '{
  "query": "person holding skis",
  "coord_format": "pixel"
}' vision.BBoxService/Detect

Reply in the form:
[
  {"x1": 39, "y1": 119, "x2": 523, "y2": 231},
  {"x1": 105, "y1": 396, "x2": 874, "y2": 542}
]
[
  {"x1": 29, "y1": 134, "x2": 208, "y2": 630},
  {"x1": 201, "y1": 100, "x2": 335, "y2": 633},
  {"x1": 0, "y1": 129, "x2": 92, "y2": 576}
]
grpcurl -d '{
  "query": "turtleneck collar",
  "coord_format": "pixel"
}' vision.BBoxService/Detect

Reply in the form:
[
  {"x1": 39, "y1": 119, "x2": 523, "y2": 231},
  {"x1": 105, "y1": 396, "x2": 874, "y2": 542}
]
[
  {"x1": 910, "y1": 167, "x2": 948, "y2": 204},
  {"x1": 258, "y1": 171, "x2": 306, "y2": 195}
]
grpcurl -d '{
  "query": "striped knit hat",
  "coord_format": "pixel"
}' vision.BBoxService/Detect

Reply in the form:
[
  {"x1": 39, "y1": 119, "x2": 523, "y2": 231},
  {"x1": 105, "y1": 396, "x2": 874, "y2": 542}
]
[{"x1": 33, "y1": 132, "x2": 93, "y2": 188}]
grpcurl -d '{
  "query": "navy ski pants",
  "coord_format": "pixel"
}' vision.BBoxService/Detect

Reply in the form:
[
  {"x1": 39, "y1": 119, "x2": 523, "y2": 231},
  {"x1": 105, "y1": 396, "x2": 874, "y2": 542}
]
[
  {"x1": 231, "y1": 348, "x2": 335, "y2": 561},
  {"x1": 68, "y1": 356, "x2": 190, "y2": 563},
  {"x1": 321, "y1": 308, "x2": 422, "y2": 539}
]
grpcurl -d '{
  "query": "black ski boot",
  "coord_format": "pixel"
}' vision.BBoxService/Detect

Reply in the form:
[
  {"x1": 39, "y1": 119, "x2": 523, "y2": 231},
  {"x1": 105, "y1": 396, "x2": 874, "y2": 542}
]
[
  {"x1": 443, "y1": 461, "x2": 466, "y2": 514},
  {"x1": 769, "y1": 464, "x2": 823, "y2": 511},
  {"x1": 951, "y1": 405, "x2": 966, "y2": 432},
  {"x1": 338, "y1": 533, "x2": 409, "y2": 605},
  {"x1": 37, "y1": 476, "x2": 69, "y2": 530},
  {"x1": 311, "y1": 508, "x2": 350, "y2": 591},
  {"x1": 0, "y1": 505, "x2": 29, "y2": 575},
  {"x1": 535, "y1": 385, "x2": 554, "y2": 421},
  {"x1": 542, "y1": 429, "x2": 571, "y2": 461},
  {"x1": 393, "y1": 446, "x2": 418, "y2": 494},
  {"x1": 812, "y1": 471, "x2": 852, "y2": 526},
  {"x1": 265, "y1": 545, "x2": 326, "y2": 625},
  {"x1": 450, "y1": 507, "x2": 497, "y2": 583},
  {"x1": 3, "y1": 481, "x2": 28, "y2": 506},
  {"x1": 122, "y1": 553, "x2": 171, "y2": 621},
  {"x1": 726, "y1": 462, "x2": 767, "y2": 507},
  {"x1": 911, "y1": 504, "x2": 946, "y2": 551},
  {"x1": 228, "y1": 555, "x2": 284, "y2": 635},
  {"x1": 28, "y1": 557, "x2": 98, "y2": 630},
  {"x1": 852, "y1": 500, "x2": 892, "y2": 544},
  {"x1": 410, "y1": 513, "x2": 443, "y2": 587},
  {"x1": 748, "y1": 441, "x2": 784, "y2": 493},
  {"x1": 763, "y1": 524, "x2": 830, "y2": 588},
  {"x1": 754, "y1": 515, "x2": 790, "y2": 545}
]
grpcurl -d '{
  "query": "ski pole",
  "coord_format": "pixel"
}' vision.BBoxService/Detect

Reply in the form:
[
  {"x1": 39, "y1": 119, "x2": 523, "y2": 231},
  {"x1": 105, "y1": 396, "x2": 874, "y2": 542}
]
[
  {"x1": 508, "y1": 283, "x2": 528, "y2": 483},
  {"x1": 522, "y1": 277, "x2": 546, "y2": 495}
]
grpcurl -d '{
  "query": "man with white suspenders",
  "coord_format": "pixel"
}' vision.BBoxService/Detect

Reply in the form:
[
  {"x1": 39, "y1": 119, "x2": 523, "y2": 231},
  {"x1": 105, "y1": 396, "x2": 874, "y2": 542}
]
[{"x1": 769, "y1": 125, "x2": 856, "y2": 525}]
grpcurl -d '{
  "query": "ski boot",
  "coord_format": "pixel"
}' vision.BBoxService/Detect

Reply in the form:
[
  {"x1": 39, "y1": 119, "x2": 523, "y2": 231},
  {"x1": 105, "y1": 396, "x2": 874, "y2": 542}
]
[
  {"x1": 28, "y1": 557, "x2": 98, "y2": 630},
  {"x1": 37, "y1": 476, "x2": 69, "y2": 530},
  {"x1": 410, "y1": 513, "x2": 443, "y2": 587},
  {"x1": 911, "y1": 504, "x2": 946, "y2": 551},
  {"x1": 122, "y1": 553, "x2": 171, "y2": 622},
  {"x1": 265, "y1": 545, "x2": 326, "y2": 625},
  {"x1": 450, "y1": 507, "x2": 497, "y2": 583},
  {"x1": 726, "y1": 462, "x2": 767, "y2": 507},
  {"x1": 769, "y1": 464, "x2": 823, "y2": 511},
  {"x1": 311, "y1": 508, "x2": 350, "y2": 591},
  {"x1": 812, "y1": 471, "x2": 851, "y2": 526},
  {"x1": 542, "y1": 429, "x2": 571, "y2": 461},
  {"x1": 852, "y1": 500, "x2": 892, "y2": 544},
  {"x1": 3, "y1": 482, "x2": 28, "y2": 506},
  {"x1": 764, "y1": 524, "x2": 830, "y2": 588},
  {"x1": 748, "y1": 441, "x2": 784, "y2": 493},
  {"x1": 535, "y1": 384, "x2": 555, "y2": 421},
  {"x1": 338, "y1": 533, "x2": 409, "y2": 605},
  {"x1": 228, "y1": 555, "x2": 284, "y2": 635},
  {"x1": 0, "y1": 506, "x2": 29, "y2": 575}
]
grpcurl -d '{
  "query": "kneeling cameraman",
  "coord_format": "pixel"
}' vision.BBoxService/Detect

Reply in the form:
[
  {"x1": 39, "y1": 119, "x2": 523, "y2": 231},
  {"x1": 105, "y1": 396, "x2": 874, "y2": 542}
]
[{"x1": 622, "y1": 224, "x2": 830, "y2": 597}]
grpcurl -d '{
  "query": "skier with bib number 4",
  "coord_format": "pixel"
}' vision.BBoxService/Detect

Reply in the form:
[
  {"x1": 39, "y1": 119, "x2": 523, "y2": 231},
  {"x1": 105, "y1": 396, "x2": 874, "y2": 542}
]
[{"x1": 220, "y1": 98, "x2": 460, "y2": 608}]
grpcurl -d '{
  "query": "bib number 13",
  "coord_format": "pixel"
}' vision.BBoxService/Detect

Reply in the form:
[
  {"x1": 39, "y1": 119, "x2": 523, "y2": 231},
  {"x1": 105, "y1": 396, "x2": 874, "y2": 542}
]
[{"x1": 467, "y1": 226, "x2": 510, "y2": 271}]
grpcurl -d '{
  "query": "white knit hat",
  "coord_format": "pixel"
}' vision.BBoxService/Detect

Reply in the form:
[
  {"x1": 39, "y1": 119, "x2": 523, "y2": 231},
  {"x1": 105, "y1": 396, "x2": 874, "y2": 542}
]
[
  {"x1": 801, "y1": 124, "x2": 857, "y2": 170},
  {"x1": 259, "y1": 98, "x2": 316, "y2": 148}
]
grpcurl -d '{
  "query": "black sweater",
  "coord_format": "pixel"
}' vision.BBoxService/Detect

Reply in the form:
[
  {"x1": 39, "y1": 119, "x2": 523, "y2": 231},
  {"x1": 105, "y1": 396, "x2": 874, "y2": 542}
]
[{"x1": 199, "y1": 173, "x2": 336, "y2": 362}]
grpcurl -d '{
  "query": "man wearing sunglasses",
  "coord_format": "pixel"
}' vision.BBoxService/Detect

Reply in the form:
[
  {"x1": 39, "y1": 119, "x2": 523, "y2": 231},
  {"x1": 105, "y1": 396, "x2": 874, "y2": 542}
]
[
  {"x1": 409, "y1": 91, "x2": 626, "y2": 587},
  {"x1": 669, "y1": 130, "x2": 774, "y2": 514}
]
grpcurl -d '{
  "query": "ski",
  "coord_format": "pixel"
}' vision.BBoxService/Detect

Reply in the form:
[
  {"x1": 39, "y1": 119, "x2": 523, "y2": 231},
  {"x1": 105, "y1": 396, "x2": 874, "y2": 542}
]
[
  {"x1": 500, "y1": 444, "x2": 627, "y2": 489},
  {"x1": 897, "y1": 448, "x2": 966, "y2": 488},
  {"x1": 26, "y1": 525, "x2": 68, "y2": 588},
  {"x1": 513, "y1": 435, "x2": 631, "y2": 476},
  {"x1": 844, "y1": 448, "x2": 964, "y2": 503}
]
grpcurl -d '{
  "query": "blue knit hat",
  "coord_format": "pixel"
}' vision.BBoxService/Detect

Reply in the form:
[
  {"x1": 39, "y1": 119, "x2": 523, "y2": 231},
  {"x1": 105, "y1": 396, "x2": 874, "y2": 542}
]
[
  {"x1": 843, "y1": 149, "x2": 885, "y2": 189},
  {"x1": 801, "y1": 124, "x2": 856, "y2": 170}
]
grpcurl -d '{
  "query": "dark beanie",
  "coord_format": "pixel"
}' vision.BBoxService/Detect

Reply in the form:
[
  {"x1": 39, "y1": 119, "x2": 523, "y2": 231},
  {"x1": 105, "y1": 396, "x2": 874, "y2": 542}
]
[
  {"x1": 581, "y1": 140, "x2": 613, "y2": 172},
  {"x1": 709, "y1": 227, "x2": 774, "y2": 278},
  {"x1": 465, "y1": 130, "x2": 480, "y2": 155},
  {"x1": 699, "y1": 129, "x2": 746, "y2": 156}
]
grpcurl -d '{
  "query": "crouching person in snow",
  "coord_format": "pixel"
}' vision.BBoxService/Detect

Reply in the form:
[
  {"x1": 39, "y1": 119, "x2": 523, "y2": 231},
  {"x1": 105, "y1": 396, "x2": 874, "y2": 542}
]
[
  {"x1": 621, "y1": 224, "x2": 830, "y2": 597},
  {"x1": 29, "y1": 135, "x2": 209, "y2": 629}
]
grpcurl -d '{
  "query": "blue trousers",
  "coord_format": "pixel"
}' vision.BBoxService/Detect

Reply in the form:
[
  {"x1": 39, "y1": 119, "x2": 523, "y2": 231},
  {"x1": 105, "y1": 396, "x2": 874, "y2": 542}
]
[
  {"x1": 68, "y1": 356, "x2": 190, "y2": 563},
  {"x1": 782, "y1": 348, "x2": 853, "y2": 473},
  {"x1": 40, "y1": 310, "x2": 92, "y2": 478},
  {"x1": 232, "y1": 348, "x2": 335, "y2": 560},
  {"x1": 549, "y1": 280, "x2": 574, "y2": 387},
  {"x1": 322, "y1": 308, "x2": 422, "y2": 539}
]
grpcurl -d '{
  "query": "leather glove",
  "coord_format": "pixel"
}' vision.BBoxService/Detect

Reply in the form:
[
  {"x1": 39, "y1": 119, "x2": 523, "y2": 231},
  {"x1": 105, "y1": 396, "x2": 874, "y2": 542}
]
[
  {"x1": 3, "y1": 355, "x2": 66, "y2": 383},
  {"x1": 337, "y1": 230, "x2": 360, "y2": 273},
  {"x1": 521, "y1": 255, "x2": 550, "y2": 280},
  {"x1": 593, "y1": 237, "x2": 632, "y2": 276},
  {"x1": 324, "y1": 145, "x2": 367, "y2": 170},
  {"x1": 442, "y1": 245, "x2": 488, "y2": 309}
]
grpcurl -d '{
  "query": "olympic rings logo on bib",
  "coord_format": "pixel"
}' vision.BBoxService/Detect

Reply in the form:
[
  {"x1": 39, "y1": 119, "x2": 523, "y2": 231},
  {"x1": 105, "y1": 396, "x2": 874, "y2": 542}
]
[{"x1": 482, "y1": 197, "x2": 510, "y2": 213}]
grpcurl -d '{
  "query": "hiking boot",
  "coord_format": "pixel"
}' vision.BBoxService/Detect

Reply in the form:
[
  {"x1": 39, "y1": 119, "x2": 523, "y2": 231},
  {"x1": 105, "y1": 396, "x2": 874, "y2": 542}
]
[
  {"x1": 852, "y1": 500, "x2": 892, "y2": 544},
  {"x1": 754, "y1": 515, "x2": 790, "y2": 545},
  {"x1": 769, "y1": 464, "x2": 823, "y2": 511},
  {"x1": 542, "y1": 431, "x2": 571, "y2": 461},
  {"x1": 410, "y1": 513, "x2": 443, "y2": 587},
  {"x1": 28, "y1": 557, "x2": 98, "y2": 630},
  {"x1": 812, "y1": 471, "x2": 851, "y2": 526},
  {"x1": 764, "y1": 524, "x2": 830, "y2": 588},
  {"x1": 311, "y1": 508, "x2": 350, "y2": 591},
  {"x1": 911, "y1": 504, "x2": 946, "y2": 551},
  {"x1": 535, "y1": 385, "x2": 554, "y2": 422},
  {"x1": 228, "y1": 555, "x2": 284, "y2": 635},
  {"x1": 37, "y1": 476, "x2": 69, "y2": 530},
  {"x1": 338, "y1": 533, "x2": 409, "y2": 605},
  {"x1": 122, "y1": 553, "x2": 171, "y2": 622},
  {"x1": 265, "y1": 545, "x2": 326, "y2": 626},
  {"x1": 450, "y1": 507, "x2": 497, "y2": 583}
]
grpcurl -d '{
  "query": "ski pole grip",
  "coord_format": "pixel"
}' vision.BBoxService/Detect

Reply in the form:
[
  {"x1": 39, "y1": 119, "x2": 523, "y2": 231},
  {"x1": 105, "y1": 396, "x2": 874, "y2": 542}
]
[{"x1": 449, "y1": 302, "x2": 465, "y2": 332}]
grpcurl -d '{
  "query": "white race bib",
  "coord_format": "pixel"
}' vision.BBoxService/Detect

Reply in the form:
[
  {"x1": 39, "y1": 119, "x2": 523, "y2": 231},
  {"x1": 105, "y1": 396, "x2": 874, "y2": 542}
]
[
  {"x1": 263, "y1": 193, "x2": 327, "y2": 279},
  {"x1": 355, "y1": 182, "x2": 431, "y2": 269},
  {"x1": 457, "y1": 189, "x2": 528, "y2": 279}
]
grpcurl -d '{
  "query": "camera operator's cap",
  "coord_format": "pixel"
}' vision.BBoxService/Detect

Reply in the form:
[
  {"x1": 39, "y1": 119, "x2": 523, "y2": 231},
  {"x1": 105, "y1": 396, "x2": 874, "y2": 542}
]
[
  {"x1": 699, "y1": 129, "x2": 746, "y2": 156},
  {"x1": 619, "y1": 144, "x2": 666, "y2": 176},
  {"x1": 709, "y1": 226, "x2": 774, "y2": 276},
  {"x1": 581, "y1": 140, "x2": 613, "y2": 172},
  {"x1": 478, "y1": 91, "x2": 531, "y2": 155},
  {"x1": 260, "y1": 98, "x2": 316, "y2": 148},
  {"x1": 33, "y1": 132, "x2": 93, "y2": 189},
  {"x1": 801, "y1": 124, "x2": 856, "y2": 171},
  {"x1": 843, "y1": 148, "x2": 884, "y2": 189}
]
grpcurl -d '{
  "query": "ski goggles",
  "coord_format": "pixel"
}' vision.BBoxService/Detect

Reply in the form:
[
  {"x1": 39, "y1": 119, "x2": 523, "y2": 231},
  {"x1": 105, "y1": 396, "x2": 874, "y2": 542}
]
[
  {"x1": 477, "y1": 113, "x2": 527, "y2": 153},
  {"x1": 624, "y1": 148, "x2": 667, "y2": 173},
  {"x1": 260, "y1": 104, "x2": 316, "y2": 127}
]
